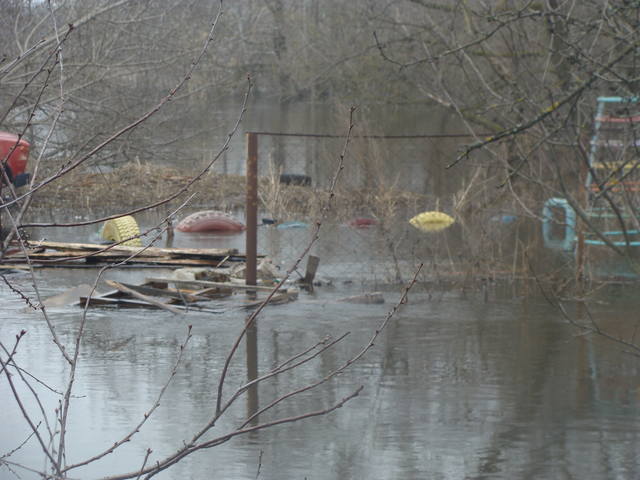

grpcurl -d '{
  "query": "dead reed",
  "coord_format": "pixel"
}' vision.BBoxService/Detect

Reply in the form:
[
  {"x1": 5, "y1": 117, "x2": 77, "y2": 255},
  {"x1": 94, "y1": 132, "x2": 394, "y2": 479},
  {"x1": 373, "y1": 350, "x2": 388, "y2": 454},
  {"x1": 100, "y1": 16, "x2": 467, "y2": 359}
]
[{"x1": 27, "y1": 163, "x2": 433, "y2": 223}]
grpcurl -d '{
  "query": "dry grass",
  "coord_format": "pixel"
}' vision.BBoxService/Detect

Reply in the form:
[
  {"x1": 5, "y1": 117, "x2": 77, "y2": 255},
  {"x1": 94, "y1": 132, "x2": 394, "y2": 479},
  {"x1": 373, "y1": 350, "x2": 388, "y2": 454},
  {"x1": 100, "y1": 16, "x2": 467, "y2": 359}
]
[
  {"x1": 24, "y1": 164, "x2": 546, "y2": 289},
  {"x1": 27, "y1": 164, "x2": 432, "y2": 221}
]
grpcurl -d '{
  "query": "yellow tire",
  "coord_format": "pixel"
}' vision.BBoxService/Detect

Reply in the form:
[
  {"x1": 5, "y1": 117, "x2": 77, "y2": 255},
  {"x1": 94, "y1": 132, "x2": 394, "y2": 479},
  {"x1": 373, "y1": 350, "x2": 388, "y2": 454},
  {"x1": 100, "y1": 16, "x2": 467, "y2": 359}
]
[{"x1": 101, "y1": 216, "x2": 142, "y2": 246}]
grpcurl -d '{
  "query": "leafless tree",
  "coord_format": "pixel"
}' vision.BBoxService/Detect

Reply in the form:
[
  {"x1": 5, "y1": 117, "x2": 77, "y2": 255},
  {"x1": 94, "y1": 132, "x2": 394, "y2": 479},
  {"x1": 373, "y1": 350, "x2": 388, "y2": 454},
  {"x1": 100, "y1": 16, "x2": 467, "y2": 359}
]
[{"x1": 0, "y1": 3, "x2": 421, "y2": 478}]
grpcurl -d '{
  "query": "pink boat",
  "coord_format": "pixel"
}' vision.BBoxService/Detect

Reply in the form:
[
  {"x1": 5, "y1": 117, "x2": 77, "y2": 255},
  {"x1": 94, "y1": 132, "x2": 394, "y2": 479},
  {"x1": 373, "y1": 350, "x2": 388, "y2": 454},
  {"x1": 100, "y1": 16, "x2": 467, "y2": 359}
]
[{"x1": 176, "y1": 210, "x2": 245, "y2": 233}]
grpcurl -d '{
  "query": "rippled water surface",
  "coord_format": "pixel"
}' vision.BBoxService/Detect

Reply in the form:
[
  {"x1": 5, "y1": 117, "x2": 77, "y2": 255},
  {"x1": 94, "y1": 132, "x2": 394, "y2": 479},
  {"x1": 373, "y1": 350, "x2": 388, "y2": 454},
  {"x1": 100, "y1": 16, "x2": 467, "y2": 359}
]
[{"x1": 2, "y1": 226, "x2": 640, "y2": 480}]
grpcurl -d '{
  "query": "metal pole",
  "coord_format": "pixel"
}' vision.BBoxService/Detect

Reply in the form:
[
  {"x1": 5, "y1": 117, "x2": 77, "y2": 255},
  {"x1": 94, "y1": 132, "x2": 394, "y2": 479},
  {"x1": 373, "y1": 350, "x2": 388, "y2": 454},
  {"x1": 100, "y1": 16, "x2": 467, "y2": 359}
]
[
  {"x1": 246, "y1": 132, "x2": 258, "y2": 288},
  {"x1": 245, "y1": 132, "x2": 259, "y2": 420}
]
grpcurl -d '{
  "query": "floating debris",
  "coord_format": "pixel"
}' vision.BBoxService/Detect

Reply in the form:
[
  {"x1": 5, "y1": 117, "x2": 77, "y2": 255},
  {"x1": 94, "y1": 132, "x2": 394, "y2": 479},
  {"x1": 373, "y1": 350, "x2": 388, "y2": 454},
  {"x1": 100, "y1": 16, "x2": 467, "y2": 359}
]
[
  {"x1": 2, "y1": 241, "x2": 244, "y2": 268},
  {"x1": 337, "y1": 292, "x2": 385, "y2": 304},
  {"x1": 176, "y1": 210, "x2": 245, "y2": 233},
  {"x1": 77, "y1": 278, "x2": 298, "y2": 313},
  {"x1": 347, "y1": 217, "x2": 378, "y2": 228},
  {"x1": 276, "y1": 221, "x2": 308, "y2": 229},
  {"x1": 409, "y1": 211, "x2": 455, "y2": 232},
  {"x1": 101, "y1": 216, "x2": 142, "y2": 246}
]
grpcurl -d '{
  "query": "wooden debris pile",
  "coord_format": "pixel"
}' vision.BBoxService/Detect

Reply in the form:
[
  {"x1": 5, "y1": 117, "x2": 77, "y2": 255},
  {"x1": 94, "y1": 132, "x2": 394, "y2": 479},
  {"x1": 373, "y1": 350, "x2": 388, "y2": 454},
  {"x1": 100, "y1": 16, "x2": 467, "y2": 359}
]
[
  {"x1": 6, "y1": 239, "x2": 300, "y2": 313},
  {"x1": 76, "y1": 277, "x2": 298, "y2": 314},
  {"x1": 2, "y1": 241, "x2": 248, "y2": 268}
]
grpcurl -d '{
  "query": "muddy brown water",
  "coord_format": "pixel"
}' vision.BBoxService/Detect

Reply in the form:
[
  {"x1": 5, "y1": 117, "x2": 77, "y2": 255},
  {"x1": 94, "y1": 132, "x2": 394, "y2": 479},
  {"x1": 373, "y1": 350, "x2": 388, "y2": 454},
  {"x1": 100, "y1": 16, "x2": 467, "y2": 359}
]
[{"x1": 2, "y1": 220, "x2": 640, "y2": 479}]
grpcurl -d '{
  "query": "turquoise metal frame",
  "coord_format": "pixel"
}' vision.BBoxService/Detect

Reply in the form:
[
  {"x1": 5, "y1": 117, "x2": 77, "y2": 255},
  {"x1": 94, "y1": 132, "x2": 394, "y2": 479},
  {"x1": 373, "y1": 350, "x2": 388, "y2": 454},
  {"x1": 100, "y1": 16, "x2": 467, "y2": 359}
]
[{"x1": 544, "y1": 96, "x2": 640, "y2": 251}]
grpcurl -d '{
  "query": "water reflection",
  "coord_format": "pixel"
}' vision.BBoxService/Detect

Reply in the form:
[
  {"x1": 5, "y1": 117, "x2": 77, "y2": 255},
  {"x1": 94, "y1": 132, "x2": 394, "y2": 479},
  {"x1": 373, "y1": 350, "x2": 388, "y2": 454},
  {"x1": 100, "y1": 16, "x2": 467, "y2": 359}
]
[
  {"x1": 2, "y1": 223, "x2": 640, "y2": 479},
  {"x1": 245, "y1": 319, "x2": 259, "y2": 423}
]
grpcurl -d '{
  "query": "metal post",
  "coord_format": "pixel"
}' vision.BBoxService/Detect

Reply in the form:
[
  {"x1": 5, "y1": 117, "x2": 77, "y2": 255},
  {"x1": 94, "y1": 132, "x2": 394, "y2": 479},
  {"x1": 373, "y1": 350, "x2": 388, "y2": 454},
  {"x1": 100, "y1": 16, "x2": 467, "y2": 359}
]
[
  {"x1": 246, "y1": 132, "x2": 258, "y2": 288},
  {"x1": 245, "y1": 132, "x2": 259, "y2": 420}
]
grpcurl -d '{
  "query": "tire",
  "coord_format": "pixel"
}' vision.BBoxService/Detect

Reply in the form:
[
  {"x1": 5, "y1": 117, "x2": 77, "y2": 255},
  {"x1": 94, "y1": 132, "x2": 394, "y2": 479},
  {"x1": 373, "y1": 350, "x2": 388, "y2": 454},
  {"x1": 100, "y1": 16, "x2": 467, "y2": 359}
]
[{"x1": 101, "y1": 216, "x2": 142, "y2": 246}]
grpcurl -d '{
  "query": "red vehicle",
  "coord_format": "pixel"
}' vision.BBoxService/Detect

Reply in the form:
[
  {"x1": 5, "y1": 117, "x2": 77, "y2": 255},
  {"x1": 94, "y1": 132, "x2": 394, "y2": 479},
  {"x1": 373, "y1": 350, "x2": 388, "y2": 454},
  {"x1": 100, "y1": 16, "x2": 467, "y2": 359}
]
[{"x1": 0, "y1": 131, "x2": 30, "y2": 187}]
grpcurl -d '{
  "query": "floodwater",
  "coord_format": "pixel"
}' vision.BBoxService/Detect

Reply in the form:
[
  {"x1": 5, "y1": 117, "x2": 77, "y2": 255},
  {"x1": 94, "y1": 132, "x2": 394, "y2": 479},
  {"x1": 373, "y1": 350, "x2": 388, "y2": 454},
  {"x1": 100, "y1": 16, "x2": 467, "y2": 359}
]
[
  {"x1": 2, "y1": 100, "x2": 639, "y2": 478},
  {"x1": 2, "y1": 223, "x2": 640, "y2": 480}
]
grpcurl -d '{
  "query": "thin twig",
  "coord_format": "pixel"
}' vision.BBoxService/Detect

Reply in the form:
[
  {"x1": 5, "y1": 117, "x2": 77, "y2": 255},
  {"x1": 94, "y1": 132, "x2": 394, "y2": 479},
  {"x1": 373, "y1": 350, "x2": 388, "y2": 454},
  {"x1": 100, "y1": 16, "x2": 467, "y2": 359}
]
[
  {"x1": 62, "y1": 327, "x2": 192, "y2": 473},
  {"x1": 2, "y1": 1, "x2": 227, "y2": 212},
  {"x1": 0, "y1": 331, "x2": 61, "y2": 476},
  {"x1": 214, "y1": 106, "x2": 357, "y2": 417},
  {"x1": 135, "y1": 449, "x2": 153, "y2": 480}
]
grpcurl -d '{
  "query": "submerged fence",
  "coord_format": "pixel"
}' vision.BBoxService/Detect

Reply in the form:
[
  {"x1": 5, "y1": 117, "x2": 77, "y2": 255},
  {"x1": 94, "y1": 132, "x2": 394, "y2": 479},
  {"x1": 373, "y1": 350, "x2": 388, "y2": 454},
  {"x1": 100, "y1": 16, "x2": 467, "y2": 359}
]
[{"x1": 242, "y1": 130, "x2": 534, "y2": 287}]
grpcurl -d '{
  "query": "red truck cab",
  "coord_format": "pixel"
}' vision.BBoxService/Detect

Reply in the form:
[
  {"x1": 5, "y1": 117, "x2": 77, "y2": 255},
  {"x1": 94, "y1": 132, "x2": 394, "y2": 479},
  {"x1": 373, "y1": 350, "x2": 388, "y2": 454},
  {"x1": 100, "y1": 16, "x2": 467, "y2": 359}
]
[{"x1": 0, "y1": 131, "x2": 30, "y2": 187}]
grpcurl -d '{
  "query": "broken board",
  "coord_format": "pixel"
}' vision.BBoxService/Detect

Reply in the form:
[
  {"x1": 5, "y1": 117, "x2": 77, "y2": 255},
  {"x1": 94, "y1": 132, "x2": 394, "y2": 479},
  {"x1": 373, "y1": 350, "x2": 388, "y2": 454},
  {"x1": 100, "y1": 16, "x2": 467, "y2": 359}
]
[{"x1": 2, "y1": 241, "x2": 253, "y2": 268}]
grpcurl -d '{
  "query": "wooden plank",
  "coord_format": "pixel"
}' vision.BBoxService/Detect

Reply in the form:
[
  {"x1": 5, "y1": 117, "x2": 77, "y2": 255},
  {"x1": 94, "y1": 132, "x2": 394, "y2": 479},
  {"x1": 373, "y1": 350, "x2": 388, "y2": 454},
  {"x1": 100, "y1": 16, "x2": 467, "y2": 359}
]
[
  {"x1": 79, "y1": 295, "x2": 224, "y2": 313},
  {"x1": 14, "y1": 251, "x2": 220, "y2": 261},
  {"x1": 0, "y1": 263, "x2": 195, "y2": 269},
  {"x1": 80, "y1": 296, "x2": 164, "y2": 309},
  {"x1": 4, "y1": 254, "x2": 224, "y2": 267},
  {"x1": 94, "y1": 288, "x2": 125, "y2": 299},
  {"x1": 105, "y1": 280, "x2": 183, "y2": 314},
  {"x1": 216, "y1": 255, "x2": 231, "y2": 267},
  {"x1": 119, "y1": 258, "x2": 222, "y2": 266},
  {"x1": 11, "y1": 250, "x2": 99, "y2": 258},
  {"x1": 146, "y1": 277, "x2": 276, "y2": 292},
  {"x1": 151, "y1": 284, "x2": 232, "y2": 298},
  {"x1": 14, "y1": 250, "x2": 158, "y2": 260},
  {"x1": 30, "y1": 240, "x2": 239, "y2": 258},
  {"x1": 106, "y1": 281, "x2": 209, "y2": 302},
  {"x1": 193, "y1": 287, "x2": 233, "y2": 298}
]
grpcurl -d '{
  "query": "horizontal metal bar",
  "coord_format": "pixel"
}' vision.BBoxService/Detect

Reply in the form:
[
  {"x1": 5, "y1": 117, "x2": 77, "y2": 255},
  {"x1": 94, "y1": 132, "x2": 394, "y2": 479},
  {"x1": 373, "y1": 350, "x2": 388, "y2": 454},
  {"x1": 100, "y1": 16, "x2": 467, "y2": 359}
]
[
  {"x1": 245, "y1": 131, "x2": 491, "y2": 139},
  {"x1": 597, "y1": 96, "x2": 640, "y2": 103}
]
